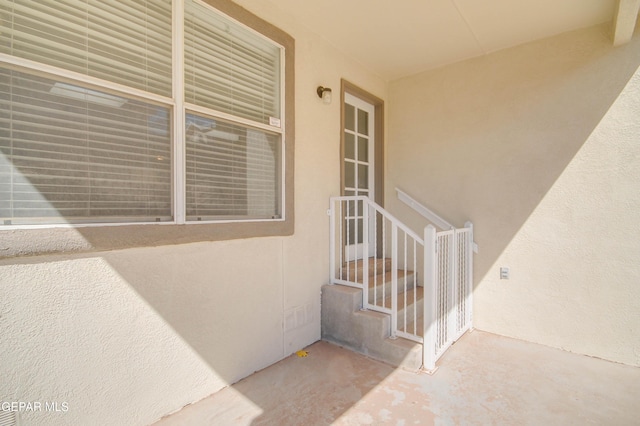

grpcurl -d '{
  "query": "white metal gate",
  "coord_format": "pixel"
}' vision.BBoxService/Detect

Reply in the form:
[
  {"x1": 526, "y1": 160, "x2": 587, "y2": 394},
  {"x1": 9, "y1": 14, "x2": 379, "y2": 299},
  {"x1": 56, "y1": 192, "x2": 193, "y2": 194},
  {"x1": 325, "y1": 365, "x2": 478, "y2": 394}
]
[
  {"x1": 422, "y1": 224, "x2": 473, "y2": 371},
  {"x1": 433, "y1": 227, "x2": 473, "y2": 361}
]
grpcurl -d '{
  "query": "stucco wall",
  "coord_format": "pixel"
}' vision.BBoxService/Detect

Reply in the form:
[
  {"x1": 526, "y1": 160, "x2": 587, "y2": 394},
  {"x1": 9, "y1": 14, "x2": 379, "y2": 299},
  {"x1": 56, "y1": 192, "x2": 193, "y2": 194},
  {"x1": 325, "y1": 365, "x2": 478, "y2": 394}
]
[
  {"x1": 387, "y1": 25, "x2": 640, "y2": 366},
  {"x1": 0, "y1": 1, "x2": 386, "y2": 425}
]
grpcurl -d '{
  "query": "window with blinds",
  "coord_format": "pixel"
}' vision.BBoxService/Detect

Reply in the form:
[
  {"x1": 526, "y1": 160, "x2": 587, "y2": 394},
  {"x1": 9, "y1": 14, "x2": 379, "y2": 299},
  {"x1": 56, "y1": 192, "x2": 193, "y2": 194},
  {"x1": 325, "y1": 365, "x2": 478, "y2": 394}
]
[
  {"x1": 0, "y1": 69, "x2": 172, "y2": 224},
  {"x1": 184, "y1": 0, "x2": 283, "y2": 221},
  {"x1": 0, "y1": 0, "x2": 286, "y2": 226},
  {"x1": 186, "y1": 113, "x2": 280, "y2": 220},
  {"x1": 0, "y1": 0, "x2": 173, "y2": 97},
  {"x1": 184, "y1": 0, "x2": 281, "y2": 125}
]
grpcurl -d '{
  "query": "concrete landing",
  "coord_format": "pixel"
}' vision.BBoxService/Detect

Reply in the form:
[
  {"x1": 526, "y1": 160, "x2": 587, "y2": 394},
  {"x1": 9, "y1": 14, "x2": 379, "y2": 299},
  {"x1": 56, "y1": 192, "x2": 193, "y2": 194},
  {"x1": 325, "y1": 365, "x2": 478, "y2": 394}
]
[{"x1": 154, "y1": 331, "x2": 640, "y2": 425}]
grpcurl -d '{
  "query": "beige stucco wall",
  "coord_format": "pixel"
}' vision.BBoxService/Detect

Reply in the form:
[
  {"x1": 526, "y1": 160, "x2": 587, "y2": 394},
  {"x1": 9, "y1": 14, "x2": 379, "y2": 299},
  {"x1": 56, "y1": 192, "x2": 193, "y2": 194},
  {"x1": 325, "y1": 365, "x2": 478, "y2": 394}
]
[
  {"x1": 0, "y1": 2, "x2": 386, "y2": 425},
  {"x1": 387, "y1": 25, "x2": 640, "y2": 366}
]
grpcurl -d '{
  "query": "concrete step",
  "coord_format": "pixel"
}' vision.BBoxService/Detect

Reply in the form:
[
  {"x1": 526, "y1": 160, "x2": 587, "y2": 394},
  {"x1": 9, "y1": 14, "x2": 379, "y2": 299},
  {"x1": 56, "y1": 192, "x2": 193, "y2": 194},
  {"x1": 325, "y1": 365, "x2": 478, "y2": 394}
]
[
  {"x1": 367, "y1": 282, "x2": 422, "y2": 314},
  {"x1": 321, "y1": 283, "x2": 423, "y2": 371},
  {"x1": 371, "y1": 287, "x2": 425, "y2": 337},
  {"x1": 364, "y1": 269, "x2": 416, "y2": 302},
  {"x1": 341, "y1": 258, "x2": 416, "y2": 301},
  {"x1": 403, "y1": 317, "x2": 425, "y2": 338},
  {"x1": 340, "y1": 257, "x2": 392, "y2": 282},
  {"x1": 393, "y1": 287, "x2": 424, "y2": 334}
]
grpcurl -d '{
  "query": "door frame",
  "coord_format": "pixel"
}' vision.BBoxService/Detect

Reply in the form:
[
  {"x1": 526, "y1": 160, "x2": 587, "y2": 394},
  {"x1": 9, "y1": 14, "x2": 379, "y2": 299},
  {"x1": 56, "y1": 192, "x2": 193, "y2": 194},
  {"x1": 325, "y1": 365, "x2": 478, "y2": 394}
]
[
  {"x1": 340, "y1": 80, "x2": 385, "y2": 259},
  {"x1": 340, "y1": 80, "x2": 384, "y2": 207}
]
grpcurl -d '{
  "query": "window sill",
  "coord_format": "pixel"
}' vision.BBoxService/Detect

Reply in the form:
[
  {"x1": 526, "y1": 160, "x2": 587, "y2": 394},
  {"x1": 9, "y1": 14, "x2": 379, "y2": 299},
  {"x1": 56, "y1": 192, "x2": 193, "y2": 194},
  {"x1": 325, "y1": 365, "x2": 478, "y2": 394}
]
[{"x1": 0, "y1": 219, "x2": 294, "y2": 260}]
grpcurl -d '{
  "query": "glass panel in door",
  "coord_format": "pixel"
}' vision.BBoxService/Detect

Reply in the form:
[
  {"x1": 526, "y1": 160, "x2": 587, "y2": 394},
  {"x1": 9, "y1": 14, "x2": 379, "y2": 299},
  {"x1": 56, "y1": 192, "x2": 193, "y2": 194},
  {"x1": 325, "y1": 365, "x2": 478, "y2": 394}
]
[{"x1": 343, "y1": 93, "x2": 375, "y2": 260}]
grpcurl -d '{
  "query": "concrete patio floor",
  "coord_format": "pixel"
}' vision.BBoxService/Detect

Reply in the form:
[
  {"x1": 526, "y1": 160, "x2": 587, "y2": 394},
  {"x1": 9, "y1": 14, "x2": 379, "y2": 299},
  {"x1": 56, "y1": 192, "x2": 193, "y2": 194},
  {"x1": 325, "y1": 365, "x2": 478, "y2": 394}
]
[{"x1": 154, "y1": 330, "x2": 640, "y2": 425}]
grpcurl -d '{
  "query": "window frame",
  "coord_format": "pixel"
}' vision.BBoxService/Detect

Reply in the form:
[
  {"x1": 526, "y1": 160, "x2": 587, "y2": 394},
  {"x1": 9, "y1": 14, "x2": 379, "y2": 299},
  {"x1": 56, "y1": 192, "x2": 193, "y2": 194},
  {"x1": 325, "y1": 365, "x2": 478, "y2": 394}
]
[{"x1": 0, "y1": 0, "x2": 295, "y2": 258}]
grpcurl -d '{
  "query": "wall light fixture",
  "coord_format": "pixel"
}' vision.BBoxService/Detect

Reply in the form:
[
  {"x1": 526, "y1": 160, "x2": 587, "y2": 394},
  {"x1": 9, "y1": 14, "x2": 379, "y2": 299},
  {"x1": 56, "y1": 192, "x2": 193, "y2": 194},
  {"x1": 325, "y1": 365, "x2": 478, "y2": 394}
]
[{"x1": 317, "y1": 86, "x2": 332, "y2": 104}]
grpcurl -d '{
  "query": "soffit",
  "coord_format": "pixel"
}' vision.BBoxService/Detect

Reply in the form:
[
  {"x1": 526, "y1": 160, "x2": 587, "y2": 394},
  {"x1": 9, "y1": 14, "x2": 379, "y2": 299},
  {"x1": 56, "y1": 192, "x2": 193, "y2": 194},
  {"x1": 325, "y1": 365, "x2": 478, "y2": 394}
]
[{"x1": 233, "y1": 0, "x2": 622, "y2": 81}]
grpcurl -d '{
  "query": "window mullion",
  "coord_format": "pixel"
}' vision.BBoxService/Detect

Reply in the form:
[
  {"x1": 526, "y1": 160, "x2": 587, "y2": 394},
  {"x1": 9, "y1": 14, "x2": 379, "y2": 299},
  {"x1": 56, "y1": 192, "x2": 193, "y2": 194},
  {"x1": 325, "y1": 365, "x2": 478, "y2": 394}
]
[{"x1": 173, "y1": 0, "x2": 186, "y2": 224}]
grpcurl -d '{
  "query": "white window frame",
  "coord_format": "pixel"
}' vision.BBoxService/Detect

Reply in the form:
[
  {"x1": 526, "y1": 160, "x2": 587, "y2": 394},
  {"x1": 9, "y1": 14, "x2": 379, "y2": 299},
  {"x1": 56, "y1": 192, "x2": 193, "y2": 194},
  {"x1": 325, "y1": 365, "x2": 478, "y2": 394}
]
[{"x1": 0, "y1": 0, "x2": 287, "y2": 230}]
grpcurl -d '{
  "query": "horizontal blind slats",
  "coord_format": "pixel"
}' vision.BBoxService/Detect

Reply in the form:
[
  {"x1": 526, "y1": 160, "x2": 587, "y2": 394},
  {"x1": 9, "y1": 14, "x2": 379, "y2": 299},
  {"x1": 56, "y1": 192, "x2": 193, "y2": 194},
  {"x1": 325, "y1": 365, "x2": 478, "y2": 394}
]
[
  {"x1": 1, "y1": 0, "x2": 285, "y2": 225},
  {"x1": 185, "y1": 112, "x2": 279, "y2": 220},
  {"x1": 184, "y1": 0, "x2": 281, "y2": 125},
  {"x1": 1, "y1": 0, "x2": 173, "y2": 97},
  {"x1": 0, "y1": 69, "x2": 172, "y2": 224}
]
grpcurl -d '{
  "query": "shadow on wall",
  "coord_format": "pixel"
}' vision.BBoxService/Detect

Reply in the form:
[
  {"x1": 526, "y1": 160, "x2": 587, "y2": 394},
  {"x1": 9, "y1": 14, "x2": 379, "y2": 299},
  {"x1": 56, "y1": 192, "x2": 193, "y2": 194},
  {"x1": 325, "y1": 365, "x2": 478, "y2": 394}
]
[
  {"x1": 1, "y1": 23, "x2": 639, "y2": 426},
  {"x1": 100, "y1": 241, "x2": 407, "y2": 425},
  {"x1": 388, "y1": 25, "x2": 640, "y2": 286},
  {"x1": 0, "y1": 240, "x2": 400, "y2": 425}
]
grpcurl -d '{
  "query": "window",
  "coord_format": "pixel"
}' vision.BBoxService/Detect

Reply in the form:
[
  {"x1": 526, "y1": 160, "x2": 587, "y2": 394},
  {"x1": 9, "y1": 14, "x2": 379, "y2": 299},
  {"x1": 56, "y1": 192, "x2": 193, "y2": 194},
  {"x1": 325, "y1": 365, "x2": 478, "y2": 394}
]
[{"x1": 0, "y1": 0, "x2": 290, "y2": 228}]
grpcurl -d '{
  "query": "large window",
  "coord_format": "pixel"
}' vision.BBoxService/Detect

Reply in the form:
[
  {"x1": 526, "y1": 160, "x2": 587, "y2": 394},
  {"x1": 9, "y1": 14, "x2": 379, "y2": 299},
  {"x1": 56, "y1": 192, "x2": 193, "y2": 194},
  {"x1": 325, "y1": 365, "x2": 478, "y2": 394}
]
[{"x1": 0, "y1": 0, "x2": 287, "y2": 227}]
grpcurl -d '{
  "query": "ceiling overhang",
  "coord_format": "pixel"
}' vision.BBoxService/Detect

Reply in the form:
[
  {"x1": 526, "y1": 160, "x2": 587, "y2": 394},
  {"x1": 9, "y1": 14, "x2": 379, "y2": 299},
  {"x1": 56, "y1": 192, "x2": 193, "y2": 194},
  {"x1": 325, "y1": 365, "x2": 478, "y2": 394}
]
[{"x1": 233, "y1": 0, "x2": 638, "y2": 81}]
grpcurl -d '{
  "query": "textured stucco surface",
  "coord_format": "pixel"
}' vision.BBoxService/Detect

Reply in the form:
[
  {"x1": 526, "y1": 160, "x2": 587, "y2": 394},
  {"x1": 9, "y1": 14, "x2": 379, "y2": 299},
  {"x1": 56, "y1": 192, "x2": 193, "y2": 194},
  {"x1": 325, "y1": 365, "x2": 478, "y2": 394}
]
[
  {"x1": 0, "y1": 1, "x2": 387, "y2": 424},
  {"x1": 0, "y1": 254, "x2": 220, "y2": 425},
  {"x1": 387, "y1": 25, "x2": 640, "y2": 366}
]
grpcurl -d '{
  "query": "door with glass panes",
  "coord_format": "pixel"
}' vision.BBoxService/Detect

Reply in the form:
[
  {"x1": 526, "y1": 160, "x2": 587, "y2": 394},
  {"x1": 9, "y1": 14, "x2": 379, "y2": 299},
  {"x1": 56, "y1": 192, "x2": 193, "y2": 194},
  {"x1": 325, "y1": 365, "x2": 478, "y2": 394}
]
[{"x1": 343, "y1": 93, "x2": 375, "y2": 259}]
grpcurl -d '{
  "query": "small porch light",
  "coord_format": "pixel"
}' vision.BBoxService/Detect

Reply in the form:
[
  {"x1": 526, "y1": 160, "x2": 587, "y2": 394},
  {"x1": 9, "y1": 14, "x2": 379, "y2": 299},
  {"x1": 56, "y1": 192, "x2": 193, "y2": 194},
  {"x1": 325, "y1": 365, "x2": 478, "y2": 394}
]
[{"x1": 317, "y1": 86, "x2": 332, "y2": 104}]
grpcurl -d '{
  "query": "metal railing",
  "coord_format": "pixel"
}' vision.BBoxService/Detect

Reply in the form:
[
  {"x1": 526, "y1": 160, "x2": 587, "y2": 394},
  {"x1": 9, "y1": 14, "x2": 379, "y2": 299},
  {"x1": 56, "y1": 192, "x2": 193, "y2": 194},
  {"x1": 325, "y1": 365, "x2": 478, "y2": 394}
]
[
  {"x1": 397, "y1": 187, "x2": 478, "y2": 254},
  {"x1": 329, "y1": 195, "x2": 473, "y2": 372},
  {"x1": 396, "y1": 187, "x2": 454, "y2": 231},
  {"x1": 423, "y1": 224, "x2": 474, "y2": 370}
]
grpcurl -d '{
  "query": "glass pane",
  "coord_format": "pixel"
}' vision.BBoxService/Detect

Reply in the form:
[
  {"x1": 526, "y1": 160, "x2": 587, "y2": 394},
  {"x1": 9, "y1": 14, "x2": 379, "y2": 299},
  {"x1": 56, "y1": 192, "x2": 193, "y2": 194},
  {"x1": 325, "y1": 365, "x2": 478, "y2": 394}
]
[
  {"x1": 347, "y1": 199, "x2": 364, "y2": 218},
  {"x1": 344, "y1": 161, "x2": 355, "y2": 188},
  {"x1": 357, "y1": 136, "x2": 368, "y2": 162},
  {"x1": 358, "y1": 164, "x2": 369, "y2": 189},
  {"x1": 0, "y1": 0, "x2": 173, "y2": 97},
  {"x1": 346, "y1": 218, "x2": 364, "y2": 245},
  {"x1": 0, "y1": 68, "x2": 172, "y2": 225},
  {"x1": 185, "y1": 113, "x2": 282, "y2": 220},
  {"x1": 347, "y1": 219, "x2": 355, "y2": 245},
  {"x1": 185, "y1": 0, "x2": 281, "y2": 124},
  {"x1": 345, "y1": 104, "x2": 355, "y2": 131},
  {"x1": 357, "y1": 108, "x2": 369, "y2": 135},
  {"x1": 344, "y1": 132, "x2": 355, "y2": 160}
]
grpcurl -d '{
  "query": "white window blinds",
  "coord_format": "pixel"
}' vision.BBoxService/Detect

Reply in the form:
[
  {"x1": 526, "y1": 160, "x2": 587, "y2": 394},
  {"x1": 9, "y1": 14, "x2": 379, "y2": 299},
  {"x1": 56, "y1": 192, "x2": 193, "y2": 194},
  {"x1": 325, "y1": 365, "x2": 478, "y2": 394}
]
[
  {"x1": 0, "y1": 0, "x2": 286, "y2": 227},
  {"x1": 183, "y1": 0, "x2": 284, "y2": 221},
  {"x1": 185, "y1": 113, "x2": 280, "y2": 220},
  {"x1": 0, "y1": 0, "x2": 173, "y2": 97},
  {"x1": 0, "y1": 69, "x2": 172, "y2": 224},
  {"x1": 184, "y1": 0, "x2": 281, "y2": 125}
]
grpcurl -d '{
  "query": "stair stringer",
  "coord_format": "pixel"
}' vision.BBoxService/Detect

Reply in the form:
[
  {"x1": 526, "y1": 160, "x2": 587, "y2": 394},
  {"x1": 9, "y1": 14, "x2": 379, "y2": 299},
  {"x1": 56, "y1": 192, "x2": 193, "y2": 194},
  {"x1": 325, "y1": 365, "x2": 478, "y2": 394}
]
[{"x1": 321, "y1": 284, "x2": 422, "y2": 371}]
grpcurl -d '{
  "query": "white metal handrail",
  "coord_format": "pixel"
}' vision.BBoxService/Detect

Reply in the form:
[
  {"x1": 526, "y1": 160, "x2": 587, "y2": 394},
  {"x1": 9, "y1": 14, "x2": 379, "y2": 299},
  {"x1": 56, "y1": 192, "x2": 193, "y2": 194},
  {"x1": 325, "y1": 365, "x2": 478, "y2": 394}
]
[
  {"x1": 396, "y1": 188, "x2": 453, "y2": 231},
  {"x1": 329, "y1": 195, "x2": 473, "y2": 372},
  {"x1": 396, "y1": 187, "x2": 478, "y2": 253}
]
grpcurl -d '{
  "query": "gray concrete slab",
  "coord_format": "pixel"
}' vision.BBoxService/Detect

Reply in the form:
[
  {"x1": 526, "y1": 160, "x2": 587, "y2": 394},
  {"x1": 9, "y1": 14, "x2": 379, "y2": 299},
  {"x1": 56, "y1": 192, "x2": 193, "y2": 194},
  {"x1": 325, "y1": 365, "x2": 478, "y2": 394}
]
[{"x1": 154, "y1": 331, "x2": 640, "y2": 425}]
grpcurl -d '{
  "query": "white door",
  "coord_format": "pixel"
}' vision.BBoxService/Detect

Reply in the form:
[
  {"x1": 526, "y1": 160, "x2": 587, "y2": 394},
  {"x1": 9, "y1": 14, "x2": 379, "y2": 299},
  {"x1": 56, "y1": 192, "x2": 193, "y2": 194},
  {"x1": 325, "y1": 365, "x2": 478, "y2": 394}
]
[{"x1": 343, "y1": 93, "x2": 375, "y2": 259}]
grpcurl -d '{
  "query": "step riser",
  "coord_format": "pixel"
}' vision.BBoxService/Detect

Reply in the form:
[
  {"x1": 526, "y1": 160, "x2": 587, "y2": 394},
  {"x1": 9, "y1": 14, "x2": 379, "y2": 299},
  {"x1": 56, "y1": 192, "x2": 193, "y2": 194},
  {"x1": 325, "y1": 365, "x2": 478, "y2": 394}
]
[
  {"x1": 365, "y1": 297, "x2": 424, "y2": 333},
  {"x1": 322, "y1": 284, "x2": 423, "y2": 371},
  {"x1": 366, "y1": 274, "x2": 416, "y2": 301},
  {"x1": 401, "y1": 319, "x2": 424, "y2": 338},
  {"x1": 340, "y1": 258, "x2": 392, "y2": 281},
  {"x1": 396, "y1": 298, "x2": 424, "y2": 332}
]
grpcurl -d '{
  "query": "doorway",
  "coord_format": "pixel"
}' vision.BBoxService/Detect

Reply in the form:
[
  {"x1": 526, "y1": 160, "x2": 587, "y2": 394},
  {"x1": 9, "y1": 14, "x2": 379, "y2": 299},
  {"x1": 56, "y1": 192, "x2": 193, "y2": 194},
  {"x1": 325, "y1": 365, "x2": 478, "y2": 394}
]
[{"x1": 341, "y1": 82, "x2": 384, "y2": 260}]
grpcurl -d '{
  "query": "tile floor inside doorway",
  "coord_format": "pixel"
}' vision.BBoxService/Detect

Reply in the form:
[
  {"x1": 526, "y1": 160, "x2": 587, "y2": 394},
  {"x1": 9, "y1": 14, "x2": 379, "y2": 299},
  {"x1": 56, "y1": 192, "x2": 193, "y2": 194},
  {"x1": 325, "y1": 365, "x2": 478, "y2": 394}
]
[{"x1": 155, "y1": 330, "x2": 640, "y2": 425}]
